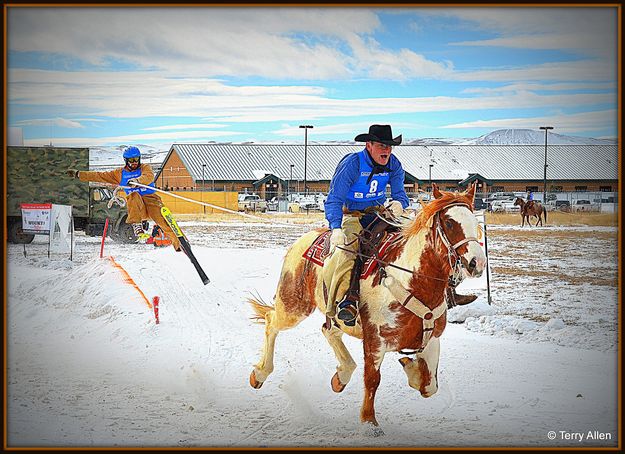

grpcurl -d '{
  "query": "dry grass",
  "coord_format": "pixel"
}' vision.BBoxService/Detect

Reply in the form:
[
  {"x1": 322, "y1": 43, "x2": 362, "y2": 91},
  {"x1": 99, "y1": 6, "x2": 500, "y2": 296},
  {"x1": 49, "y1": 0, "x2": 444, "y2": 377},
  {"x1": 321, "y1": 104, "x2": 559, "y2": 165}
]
[
  {"x1": 172, "y1": 211, "x2": 326, "y2": 224},
  {"x1": 485, "y1": 211, "x2": 618, "y2": 226},
  {"x1": 176, "y1": 210, "x2": 618, "y2": 227},
  {"x1": 491, "y1": 266, "x2": 617, "y2": 287},
  {"x1": 490, "y1": 228, "x2": 617, "y2": 241}
]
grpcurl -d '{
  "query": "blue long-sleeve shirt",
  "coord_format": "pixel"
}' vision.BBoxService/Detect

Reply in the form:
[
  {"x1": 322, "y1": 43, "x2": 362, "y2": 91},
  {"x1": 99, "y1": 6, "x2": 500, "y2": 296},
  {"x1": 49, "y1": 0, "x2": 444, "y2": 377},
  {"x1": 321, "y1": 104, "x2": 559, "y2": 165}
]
[{"x1": 324, "y1": 149, "x2": 410, "y2": 229}]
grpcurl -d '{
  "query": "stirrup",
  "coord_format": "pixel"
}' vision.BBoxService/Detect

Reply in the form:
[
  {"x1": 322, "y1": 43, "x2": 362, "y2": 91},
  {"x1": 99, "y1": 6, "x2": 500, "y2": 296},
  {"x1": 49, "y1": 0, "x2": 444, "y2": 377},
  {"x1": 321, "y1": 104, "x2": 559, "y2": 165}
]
[{"x1": 336, "y1": 299, "x2": 358, "y2": 326}]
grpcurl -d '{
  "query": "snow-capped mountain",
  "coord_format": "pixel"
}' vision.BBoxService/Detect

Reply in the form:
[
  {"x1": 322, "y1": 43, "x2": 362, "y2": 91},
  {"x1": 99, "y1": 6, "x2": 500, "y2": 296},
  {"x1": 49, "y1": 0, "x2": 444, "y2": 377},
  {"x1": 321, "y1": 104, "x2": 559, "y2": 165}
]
[
  {"x1": 89, "y1": 143, "x2": 170, "y2": 168},
  {"x1": 457, "y1": 129, "x2": 616, "y2": 145}
]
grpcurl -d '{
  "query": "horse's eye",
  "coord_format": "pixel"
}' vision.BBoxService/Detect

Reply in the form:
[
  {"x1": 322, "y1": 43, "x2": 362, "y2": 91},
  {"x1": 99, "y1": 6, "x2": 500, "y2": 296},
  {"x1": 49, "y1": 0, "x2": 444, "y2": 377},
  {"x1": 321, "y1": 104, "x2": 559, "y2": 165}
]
[{"x1": 445, "y1": 220, "x2": 453, "y2": 229}]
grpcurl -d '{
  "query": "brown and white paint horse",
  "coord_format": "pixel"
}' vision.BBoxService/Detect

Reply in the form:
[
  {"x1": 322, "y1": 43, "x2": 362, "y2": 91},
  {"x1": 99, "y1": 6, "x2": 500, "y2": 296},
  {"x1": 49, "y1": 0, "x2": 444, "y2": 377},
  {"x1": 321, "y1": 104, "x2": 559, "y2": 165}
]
[{"x1": 248, "y1": 183, "x2": 486, "y2": 433}]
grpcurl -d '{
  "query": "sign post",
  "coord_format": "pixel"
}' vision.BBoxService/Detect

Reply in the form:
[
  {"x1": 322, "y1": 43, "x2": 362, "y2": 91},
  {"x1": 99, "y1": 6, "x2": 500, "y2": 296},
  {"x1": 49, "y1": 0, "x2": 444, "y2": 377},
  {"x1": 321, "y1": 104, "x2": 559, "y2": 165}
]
[{"x1": 20, "y1": 203, "x2": 74, "y2": 259}]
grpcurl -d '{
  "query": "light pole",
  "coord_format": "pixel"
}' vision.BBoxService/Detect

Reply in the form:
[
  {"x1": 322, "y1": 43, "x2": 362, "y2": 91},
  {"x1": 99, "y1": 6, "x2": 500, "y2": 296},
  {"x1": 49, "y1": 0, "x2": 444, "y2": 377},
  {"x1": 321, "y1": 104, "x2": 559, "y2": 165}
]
[
  {"x1": 299, "y1": 125, "x2": 313, "y2": 194},
  {"x1": 289, "y1": 164, "x2": 294, "y2": 199},
  {"x1": 429, "y1": 164, "x2": 433, "y2": 193},
  {"x1": 539, "y1": 126, "x2": 554, "y2": 203},
  {"x1": 202, "y1": 164, "x2": 206, "y2": 214}
]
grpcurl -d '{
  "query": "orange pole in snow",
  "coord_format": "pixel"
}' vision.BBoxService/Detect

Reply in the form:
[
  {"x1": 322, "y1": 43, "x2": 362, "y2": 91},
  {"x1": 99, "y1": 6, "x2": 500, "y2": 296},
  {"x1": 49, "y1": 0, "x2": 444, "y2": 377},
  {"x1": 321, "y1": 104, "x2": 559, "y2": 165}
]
[
  {"x1": 153, "y1": 296, "x2": 160, "y2": 324},
  {"x1": 108, "y1": 256, "x2": 153, "y2": 309}
]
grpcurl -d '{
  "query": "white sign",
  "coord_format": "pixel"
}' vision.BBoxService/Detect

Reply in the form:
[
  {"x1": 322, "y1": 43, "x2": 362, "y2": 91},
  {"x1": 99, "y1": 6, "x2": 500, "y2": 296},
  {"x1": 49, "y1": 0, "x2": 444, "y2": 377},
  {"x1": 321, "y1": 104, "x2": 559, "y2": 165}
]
[
  {"x1": 49, "y1": 204, "x2": 74, "y2": 255},
  {"x1": 21, "y1": 203, "x2": 52, "y2": 235}
]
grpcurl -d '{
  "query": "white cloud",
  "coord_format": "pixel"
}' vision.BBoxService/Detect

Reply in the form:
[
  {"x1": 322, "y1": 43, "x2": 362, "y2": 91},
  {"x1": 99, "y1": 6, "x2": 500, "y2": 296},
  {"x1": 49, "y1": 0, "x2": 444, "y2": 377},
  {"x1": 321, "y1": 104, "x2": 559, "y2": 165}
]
[
  {"x1": 8, "y1": 69, "x2": 615, "y2": 126},
  {"x1": 14, "y1": 117, "x2": 83, "y2": 128},
  {"x1": 428, "y1": 7, "x2": 617, "y2": 59},
  {"x1": 440, "y1": 109, "x2": 617, "y2": 133},
  {"x1": 142, "y1": 123, "x2": 229, "y2": 131},
  {"x1": 462, "y1": 82, "x2": 616, "y2": 94},
  {"x1": 451, "y1": 61, "x2": 615, "y2": 83},
  {"x1": 274, "y1": 121, "x2": 433, "y2": 138},
  {"x1": 23, "y1": 129, "x2": 242, "y2": 147},
  {"x1": 6, "y1": 7, "x2": 464, "y2": 81}
]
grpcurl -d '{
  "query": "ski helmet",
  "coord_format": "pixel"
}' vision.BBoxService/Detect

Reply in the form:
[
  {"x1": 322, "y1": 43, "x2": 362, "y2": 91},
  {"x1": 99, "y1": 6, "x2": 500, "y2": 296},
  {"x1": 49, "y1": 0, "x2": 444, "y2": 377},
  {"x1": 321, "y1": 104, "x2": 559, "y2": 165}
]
[
  {"x1": 123, "y1": 146, "x2": 141, "y2": 159},
  {"x1": 123, "y1": 146, "x2": 141, "y2": 166}
]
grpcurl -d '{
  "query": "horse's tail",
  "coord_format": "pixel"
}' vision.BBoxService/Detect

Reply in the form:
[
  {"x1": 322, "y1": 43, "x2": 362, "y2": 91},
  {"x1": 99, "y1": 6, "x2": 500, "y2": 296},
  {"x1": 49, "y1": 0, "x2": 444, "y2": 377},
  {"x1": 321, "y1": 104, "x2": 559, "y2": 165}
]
[{"x1": 248, "y1": 295, "x2": 275, "y2": 324}]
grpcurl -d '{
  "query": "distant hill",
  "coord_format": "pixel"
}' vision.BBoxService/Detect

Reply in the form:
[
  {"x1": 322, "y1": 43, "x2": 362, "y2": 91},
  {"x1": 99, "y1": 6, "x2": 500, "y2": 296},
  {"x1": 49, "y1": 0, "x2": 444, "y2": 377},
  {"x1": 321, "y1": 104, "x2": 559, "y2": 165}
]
[
  {"x1": 89, "y1": 143, "x2": 170, "y2": 169},
  {"x1": 458, "y1": 129, "x2": 616, "y2": 145},
  {"x1": 406, "y1": 129, "x2": 615, "y2": 145}
]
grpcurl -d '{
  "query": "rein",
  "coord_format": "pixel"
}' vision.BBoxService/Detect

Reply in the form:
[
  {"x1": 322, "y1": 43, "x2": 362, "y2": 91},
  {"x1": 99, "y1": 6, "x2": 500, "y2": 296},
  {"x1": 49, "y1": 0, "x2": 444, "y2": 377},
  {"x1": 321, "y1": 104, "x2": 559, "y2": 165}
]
[{"x1": 336, "y1": 202, "x2": 479, "y2": 283}]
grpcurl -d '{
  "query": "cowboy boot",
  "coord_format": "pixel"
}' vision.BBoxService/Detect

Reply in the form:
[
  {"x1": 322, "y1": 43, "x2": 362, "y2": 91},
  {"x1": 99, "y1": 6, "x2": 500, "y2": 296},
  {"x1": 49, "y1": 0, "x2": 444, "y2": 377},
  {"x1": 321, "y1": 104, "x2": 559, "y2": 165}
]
[
  {"x1": 447, "y1": 285, "x2": 477, "y2": 308},
  {"x1": 336, "y1": 256, "x2": 363, "y2": 326}
]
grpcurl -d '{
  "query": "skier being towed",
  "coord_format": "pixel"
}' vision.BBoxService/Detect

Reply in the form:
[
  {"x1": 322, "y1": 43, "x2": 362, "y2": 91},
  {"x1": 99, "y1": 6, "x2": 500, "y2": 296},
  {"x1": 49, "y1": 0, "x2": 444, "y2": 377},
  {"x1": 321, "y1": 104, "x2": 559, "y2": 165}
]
[{"x1": 66, "y1": 146, "x2": 181, "y2": 251}]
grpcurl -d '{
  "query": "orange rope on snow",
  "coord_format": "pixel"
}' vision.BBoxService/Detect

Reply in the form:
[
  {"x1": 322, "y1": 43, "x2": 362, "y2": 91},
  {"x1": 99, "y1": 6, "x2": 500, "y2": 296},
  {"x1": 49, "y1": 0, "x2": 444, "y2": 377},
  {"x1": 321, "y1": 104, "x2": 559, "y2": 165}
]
[{"x1": 108, "y1": 256, "x2": 153, "y2": 309}]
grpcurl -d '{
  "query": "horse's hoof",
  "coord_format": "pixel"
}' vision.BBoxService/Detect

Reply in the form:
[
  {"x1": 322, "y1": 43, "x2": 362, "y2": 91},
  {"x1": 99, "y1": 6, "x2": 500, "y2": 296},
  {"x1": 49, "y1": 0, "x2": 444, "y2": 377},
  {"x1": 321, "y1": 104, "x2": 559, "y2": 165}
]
[
  {"x1": 399, "y1": 357, "x2": 413, "y2": 368},
  {"x1": 331, "y1": 372, "x2": 346, "y2": 393},
  {"x1": 363, "y1": 421, "x2": 385, "y2": 437},
  {"x1": 249, "y1": 370, "x2": 264, "y2": 389},
  {"x1": 371, "y1": 426, "x2": 385, "y2": 437}
]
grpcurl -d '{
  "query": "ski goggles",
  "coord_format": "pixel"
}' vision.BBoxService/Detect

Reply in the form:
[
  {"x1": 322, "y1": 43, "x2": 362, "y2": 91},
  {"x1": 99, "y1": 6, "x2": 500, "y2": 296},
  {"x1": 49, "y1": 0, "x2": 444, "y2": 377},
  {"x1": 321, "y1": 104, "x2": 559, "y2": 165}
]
[{"x1": 126, "y1": 157, "x2": 140, "y2": 163}]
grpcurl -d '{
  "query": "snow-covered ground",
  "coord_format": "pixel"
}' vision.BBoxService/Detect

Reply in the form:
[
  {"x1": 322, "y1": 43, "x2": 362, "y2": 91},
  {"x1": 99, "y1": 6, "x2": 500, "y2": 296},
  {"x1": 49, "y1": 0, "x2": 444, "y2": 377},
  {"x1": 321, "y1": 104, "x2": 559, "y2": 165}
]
[{"x1": 6, "y1": 220, "x2": 619, "y2": 448}]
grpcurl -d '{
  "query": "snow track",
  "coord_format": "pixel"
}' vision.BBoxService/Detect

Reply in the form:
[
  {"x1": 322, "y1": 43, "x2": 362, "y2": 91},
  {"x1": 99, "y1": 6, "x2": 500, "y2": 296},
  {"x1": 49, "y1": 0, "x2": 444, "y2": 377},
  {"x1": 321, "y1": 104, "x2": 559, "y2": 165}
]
[{"x1": 6, "y1": 225, "x2": 619, "y2": 448}]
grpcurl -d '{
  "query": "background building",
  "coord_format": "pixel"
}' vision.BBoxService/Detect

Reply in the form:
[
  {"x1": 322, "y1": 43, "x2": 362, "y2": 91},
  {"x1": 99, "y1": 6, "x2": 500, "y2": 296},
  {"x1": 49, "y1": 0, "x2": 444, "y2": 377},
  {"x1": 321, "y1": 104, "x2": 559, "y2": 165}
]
[{"x1": 155, "y1": 144, "x2": 618, "y2": 200}]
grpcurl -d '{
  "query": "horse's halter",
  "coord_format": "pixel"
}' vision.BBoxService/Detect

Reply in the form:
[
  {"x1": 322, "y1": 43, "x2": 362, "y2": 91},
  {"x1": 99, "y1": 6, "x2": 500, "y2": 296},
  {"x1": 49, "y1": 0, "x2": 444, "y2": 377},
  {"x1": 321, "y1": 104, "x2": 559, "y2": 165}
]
[{"x1": 433, "y1": 203, "x2": 480, "y2": 285}]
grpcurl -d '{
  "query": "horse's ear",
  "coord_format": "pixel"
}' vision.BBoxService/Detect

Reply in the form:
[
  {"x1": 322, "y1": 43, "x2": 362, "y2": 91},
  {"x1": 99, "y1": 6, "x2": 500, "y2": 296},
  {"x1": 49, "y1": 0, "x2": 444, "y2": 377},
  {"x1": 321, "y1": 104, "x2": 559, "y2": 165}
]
[
  {"x1": 466, "y1": 182, "x2": 477, "y2": 202},
  {"x1": 432, "y1": 183, "x2": 443, "y2": 199}
]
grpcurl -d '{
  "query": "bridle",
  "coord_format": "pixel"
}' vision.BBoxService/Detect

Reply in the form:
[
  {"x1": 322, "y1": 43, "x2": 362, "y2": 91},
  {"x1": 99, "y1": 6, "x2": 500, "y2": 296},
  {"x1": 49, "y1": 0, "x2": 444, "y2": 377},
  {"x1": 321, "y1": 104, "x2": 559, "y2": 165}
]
[
  {"x1": 389, "y1": 201, "x2": 480, "y2": 353},
  {"x1": 433, "y1": 203, "x2": 480, "y2": 286}
]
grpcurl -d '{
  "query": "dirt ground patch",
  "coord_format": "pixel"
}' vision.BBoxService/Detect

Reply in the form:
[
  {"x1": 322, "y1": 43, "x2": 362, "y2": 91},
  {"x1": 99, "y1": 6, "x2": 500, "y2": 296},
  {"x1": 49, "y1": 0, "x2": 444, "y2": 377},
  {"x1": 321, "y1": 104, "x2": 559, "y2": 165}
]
[{"x1": 485, "y1": 211, "x2": 617, "y2": 226}]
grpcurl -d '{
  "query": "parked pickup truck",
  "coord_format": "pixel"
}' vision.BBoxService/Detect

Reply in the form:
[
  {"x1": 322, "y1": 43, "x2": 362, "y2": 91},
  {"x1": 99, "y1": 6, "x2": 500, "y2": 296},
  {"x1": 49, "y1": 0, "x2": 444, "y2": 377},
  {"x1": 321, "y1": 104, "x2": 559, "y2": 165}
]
[{"x1": 237, "y1": 194, "x2": 268, "y2": 212}]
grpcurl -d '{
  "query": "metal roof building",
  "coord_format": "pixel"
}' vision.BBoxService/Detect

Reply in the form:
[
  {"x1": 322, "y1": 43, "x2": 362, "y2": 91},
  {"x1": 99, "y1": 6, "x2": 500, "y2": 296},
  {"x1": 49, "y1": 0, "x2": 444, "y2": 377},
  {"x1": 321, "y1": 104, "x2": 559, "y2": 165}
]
[{"x1": 157, "y1": 143, "x2": 618, "y2": 184}]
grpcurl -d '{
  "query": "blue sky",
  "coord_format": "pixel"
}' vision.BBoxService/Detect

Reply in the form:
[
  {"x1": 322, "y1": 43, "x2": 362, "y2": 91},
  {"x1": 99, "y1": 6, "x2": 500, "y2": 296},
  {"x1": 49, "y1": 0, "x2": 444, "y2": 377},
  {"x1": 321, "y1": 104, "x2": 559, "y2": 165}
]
[{"x1": 6, "y1": 6, "x2": 618, "y2": 147}]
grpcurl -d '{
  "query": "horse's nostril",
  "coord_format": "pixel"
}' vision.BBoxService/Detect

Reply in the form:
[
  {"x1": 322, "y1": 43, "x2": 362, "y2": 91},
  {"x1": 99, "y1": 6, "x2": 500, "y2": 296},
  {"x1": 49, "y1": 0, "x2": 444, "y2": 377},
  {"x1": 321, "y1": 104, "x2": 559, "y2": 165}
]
[{"x1": 468, "y1": 257, "x2": 477, "y2": 271}]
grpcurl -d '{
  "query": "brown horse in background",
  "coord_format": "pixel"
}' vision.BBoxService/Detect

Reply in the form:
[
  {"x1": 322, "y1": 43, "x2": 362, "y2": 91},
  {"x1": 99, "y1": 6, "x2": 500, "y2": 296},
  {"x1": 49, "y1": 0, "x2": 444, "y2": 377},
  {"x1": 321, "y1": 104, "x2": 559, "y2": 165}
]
[{"x1": 514, "y1": 197, "x2": 547, "y2": 226}]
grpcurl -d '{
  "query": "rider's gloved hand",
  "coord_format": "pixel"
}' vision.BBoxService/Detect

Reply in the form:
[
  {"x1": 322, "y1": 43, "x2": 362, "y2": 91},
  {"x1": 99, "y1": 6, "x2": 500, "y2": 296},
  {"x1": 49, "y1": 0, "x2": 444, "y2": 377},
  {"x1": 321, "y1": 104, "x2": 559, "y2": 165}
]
[
  {"x1": 66, "y1": 169, "x2": 79, "y2": 178},
  {"x1": 329, "y1": 228, "x2": 346, "y2": 253},
  {"x1": 127, "y1": 178, "x2": 139, "y2": 186},
  {"x1": 386, "y1": 200, "x2": 404, "y2": 217}
]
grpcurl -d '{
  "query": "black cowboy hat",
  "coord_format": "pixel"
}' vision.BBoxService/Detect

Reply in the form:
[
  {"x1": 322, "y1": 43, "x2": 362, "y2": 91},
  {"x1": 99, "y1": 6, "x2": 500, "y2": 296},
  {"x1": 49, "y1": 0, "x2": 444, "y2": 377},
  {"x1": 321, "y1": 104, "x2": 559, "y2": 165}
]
[{"x1": 354, "y1": 124, "x2": 402, "y2": 146}]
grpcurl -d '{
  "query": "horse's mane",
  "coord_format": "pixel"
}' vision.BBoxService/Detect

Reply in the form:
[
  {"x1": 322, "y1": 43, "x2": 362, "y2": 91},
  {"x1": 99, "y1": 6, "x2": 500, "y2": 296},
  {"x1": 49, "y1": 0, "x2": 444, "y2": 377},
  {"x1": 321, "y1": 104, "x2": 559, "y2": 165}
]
[{"x1": 403, "y1": 191, "x2": 474, "y2": 239}]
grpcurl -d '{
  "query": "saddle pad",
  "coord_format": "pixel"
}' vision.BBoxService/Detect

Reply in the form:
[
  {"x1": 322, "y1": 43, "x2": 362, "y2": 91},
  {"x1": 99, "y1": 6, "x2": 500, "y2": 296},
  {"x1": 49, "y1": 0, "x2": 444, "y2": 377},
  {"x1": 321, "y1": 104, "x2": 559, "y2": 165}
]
[
  {"x1": 302, "y1": 230, "x2": 332, "y2": 266},
  {"x1": 303, "y1": 230, "x2": 402, "y2": 280},
  {"x1": 361, "y1": 231, "x2": 402, "y2": 279}
]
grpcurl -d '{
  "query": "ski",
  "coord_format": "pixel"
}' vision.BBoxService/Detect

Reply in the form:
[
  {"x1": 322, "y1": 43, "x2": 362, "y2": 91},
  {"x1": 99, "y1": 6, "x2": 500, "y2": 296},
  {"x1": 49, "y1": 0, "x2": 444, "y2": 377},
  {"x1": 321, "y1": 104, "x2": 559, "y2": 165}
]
[{"x1": 161, "y1": 206, "x2": 210, "y2": 285}]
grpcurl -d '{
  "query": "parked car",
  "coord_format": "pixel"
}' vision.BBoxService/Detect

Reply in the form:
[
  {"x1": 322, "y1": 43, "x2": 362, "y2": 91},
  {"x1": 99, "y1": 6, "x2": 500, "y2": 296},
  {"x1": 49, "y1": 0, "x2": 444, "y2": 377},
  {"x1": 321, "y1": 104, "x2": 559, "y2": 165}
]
[
  {"x1": 267, "y1": 195, "x2": 288, "y2": 211},
  {"x1": 486, "y1": 192, "x2": 516, "y2": 204},
  {"x1": 295, "y1": 193, "x2": 326, "y2": 211},
  {"x1": 490, "y1": 199, "x2": 520, "y2": 212},
  {"x1": 546, "y1": 199, "x2": 571, "y2": 211},
  {"x1": 237, "y1": 194, "x2": 267, "y2": 212},
  {"x1": 571, "y1": 199, "x2": 599, "y2": 212}
]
